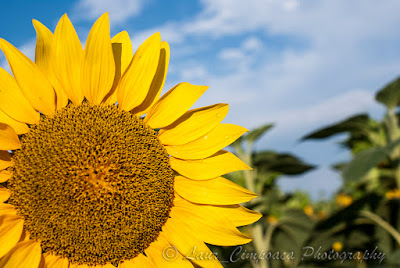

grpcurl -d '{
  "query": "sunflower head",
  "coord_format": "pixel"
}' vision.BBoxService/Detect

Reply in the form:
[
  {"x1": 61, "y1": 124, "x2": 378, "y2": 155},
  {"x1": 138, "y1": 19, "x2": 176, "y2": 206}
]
[{"x1": 0, "y1": 12, "x2": 261, "y2": 267}]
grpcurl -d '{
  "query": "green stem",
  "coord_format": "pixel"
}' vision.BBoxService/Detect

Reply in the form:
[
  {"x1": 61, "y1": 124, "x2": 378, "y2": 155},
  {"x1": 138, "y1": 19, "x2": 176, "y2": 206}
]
[
  {"x1": 250, "y1": 223, "x2": 268, "y2": 268},
  {"x1": 360, "y1": 210, "x2": 400, "y2": 246},
  {"x1": 263, "y1": 222, "x2": 277, "y2": 268},
  {"x1": 243, "y1": 141, "x2": 256, "y2": 194},
  {"x1": 233, "y1": 142, "x2": 255, "y2": 192},
  {"x1": 386, "y1": 109, "x2": 400, "y2": 188},
  {"x1": 237, "y1": 140, "x2": 267, "y2": 268}
]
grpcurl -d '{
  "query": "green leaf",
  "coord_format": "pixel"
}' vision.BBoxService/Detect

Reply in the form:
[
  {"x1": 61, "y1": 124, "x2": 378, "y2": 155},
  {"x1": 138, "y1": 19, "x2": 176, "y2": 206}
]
[
  {"x1": 387, "y1": 249, "x2": 400, "y2": 265},
  {"x1": 342, "y1": 139, "x2": 400, "y2": 182},
  {"x1": 246, "y1": 123, "x2": 274, "y2": 143},
  {"x1": 301, "y1": 114, "x2": 369, "y2": 140},
  {"x1": 332, "y1": 162, "x2": 346, "y2": 171},
  {"x1": 376, "y1": 76, "x2": 400, "y2": 109},
  {"x1": 253, "y1": 151, "x2": 314, "y2": 175},
  {"x1": 313, "y1": 193, "x2": 381, "y2": 231}
]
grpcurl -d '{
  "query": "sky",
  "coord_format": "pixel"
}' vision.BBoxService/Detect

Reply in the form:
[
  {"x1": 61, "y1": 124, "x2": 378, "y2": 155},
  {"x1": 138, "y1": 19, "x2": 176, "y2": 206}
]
[{"x1": 1, "y1": 0, "x2": 400, "y2": 199}]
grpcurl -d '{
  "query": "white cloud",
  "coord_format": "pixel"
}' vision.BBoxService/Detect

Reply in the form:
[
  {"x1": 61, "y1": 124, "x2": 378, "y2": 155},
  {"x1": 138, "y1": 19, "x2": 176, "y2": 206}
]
[
  {"x1": 121, "y1": 1, "x2": 400, "y2": 157},
  {"x1": 180, "y1": 66, "x2": 208, "y2": 81},
  {"x1": 181, "y1": 0, "x2": 400, "y2": 43},
  {"x1": 282, "y1": 0, "x2": 299, "y2": 12},
  {"x1": 73, "y1": 0, "x2": 147, "y2": 25},
  {"x1": 181, "y1": 0, "x2": 271, "y2": 37},
  {"x1": 146, "y1": 0, "x2": 400, "y2": 131},
  {"x1": 269, "y1": 90, "x2": 377, "y2": 134},
  {"x1": 218, "y1": 36, "x2": 263, "y2": 61},
  {"x1": 242, "y1": 37, "x2": 263, "y2": 52},
  {"x1": 218, "y1": 48, "x2": 245, "y2": 61}
]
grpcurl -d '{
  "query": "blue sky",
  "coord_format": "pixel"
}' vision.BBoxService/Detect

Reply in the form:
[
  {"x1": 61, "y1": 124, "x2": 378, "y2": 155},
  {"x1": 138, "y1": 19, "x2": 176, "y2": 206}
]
[{"x1": 1, "y1": 0, "x2": 400, "y2": 198}]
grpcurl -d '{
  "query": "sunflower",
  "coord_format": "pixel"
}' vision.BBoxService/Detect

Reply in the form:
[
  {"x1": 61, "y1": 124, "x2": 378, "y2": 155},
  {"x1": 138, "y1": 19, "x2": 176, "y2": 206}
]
[{"x1": 0, "y1": 13, "x2": 261, "y2": 267}]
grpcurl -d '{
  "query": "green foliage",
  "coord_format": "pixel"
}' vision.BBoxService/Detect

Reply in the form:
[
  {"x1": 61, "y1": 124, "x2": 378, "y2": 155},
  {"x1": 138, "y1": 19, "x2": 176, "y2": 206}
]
[
  {"x1": 253, "y1": 151, "x2": 314, "y2": 175},
  {"x1": 342, "y1": 139, "x2": 400, "y2": 183},
  {"x1": 301, "y1": 114, "x2": 369, "y2": 140},
  {"x1": 246, "y1": 124, "x2": 274, "y2": 143},
  {"x1": 375, "y1": 76, "x2": 400, "y2": 109}
]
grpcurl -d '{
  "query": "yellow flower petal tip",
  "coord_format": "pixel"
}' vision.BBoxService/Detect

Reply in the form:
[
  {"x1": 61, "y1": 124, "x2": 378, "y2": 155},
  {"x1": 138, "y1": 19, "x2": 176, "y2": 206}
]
[
  {"x1": 32, "y1": 19, "x2": 69, "y2": 110},
  {"x1": 0, "y1": 123, "x2": 21, "y2": 150},
  {"x1": 170, "y1": 150, "x2": 252, "y2": 180},
  {"x1": 166, "y1": 123, "x2": 248, "y2": 159},
  {"x1": 82, "y1": 11, "x2": 115, "y2": 104},
  {"x1": 54, "y1": 13, "x2": 84, "y2": 105},
  {"x1": 175, "y1": 176, "x2": 257, "y2": 205},
  {"x1": 0, "y1": 186, "x2": 10, "y2": 203},
  {"x1": 144, "y1": 82, "x2": 209, "y2": 128},
  {"x1": 158, "y1": 103, "x2": 230, "y2": 145},
  {"x1": 0, "y1": 67, "x2": 40, "y2": 124},
  {"x1": 117, "y1": 32, "x2": 161, "y2": 111},
  {"x1": 0, "y1": 39, "x2": 56, "y2": 115}
]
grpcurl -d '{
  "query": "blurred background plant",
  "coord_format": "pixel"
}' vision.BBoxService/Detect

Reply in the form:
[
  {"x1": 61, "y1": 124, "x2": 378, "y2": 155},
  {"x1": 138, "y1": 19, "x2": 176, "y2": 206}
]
[{"x1": 211, "y1": 76, "x2": 400, "y2": 268}]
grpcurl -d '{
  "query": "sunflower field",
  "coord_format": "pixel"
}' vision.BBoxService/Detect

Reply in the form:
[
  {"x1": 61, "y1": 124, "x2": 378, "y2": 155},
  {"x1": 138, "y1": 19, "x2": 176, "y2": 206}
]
[{"x1": 210, "y1": 76, "x2": 400, "y2": 268}]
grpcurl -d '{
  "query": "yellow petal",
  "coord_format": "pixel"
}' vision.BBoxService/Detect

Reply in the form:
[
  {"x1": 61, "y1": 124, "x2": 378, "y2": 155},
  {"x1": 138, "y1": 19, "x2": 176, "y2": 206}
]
[
  {"x1": 0, "y1": 38, "x2": 56, "y2": 115},
  {"x1": 163, "y1": 209, "x2": 223, "y2": 268},
  {"x1": 69, "y1": 264, "x2": 89, "y2": 268},
  {"x1": 132, "y1": 41, "x2": 170, "y2": 115},
  {"x1": 175, "y1": 176, "x2": 257, "y2": 205},
  {"x1": 104, "y1": 31, "x2": 134, "y2": 104},
  {"x1": 0, "y1": 240, "x2": 41, "y2": 268},
  {"x1": 145, "y1": 233, "x2": 193, "y2": 268},
  {"x1": 0, "y1": 123, "x2": 20, "y2": 150},
  {"x1": 0, "y1": 215, "x2": 24, "y2": 259},
  {"x1": 145, "y1": 83, "x2": 208, "y2": 129},
  {"x1": 0, "y1": 186, "x2": 10, "y2": 203},
  {"x1": 208, "y1": 204, "x2": 262, "y2": 227},
  {"x1": 0, "y1": 109, "x2": 28, "y2": 135},
  {"x1": 54, "y1": 14, "x2": 84, "y2": 105},
  {"x1": 44, "y1": 254, "x2": 69, "y2": 268},
  {"x1": 158, "y1": 103, "x2": 228, "y2": 145},
  {"x1": 112, "y1": 31, "x2": 133, "y2": 76},
  {"x1": 101, "y1": 264, "x2": 116, "y2": 268},
  {"x1": 0, "y1": 170, "x2": 11, "y2": 183},
  {"x1": 165, "y1": 124, "x2": 247, "y2": 160},
  {"x1": 0, "y1": 151, "x2": 12, "y2": 171},
  {"x1": 173, "y1": 200, "x2": 251, "y2": 246},
  {"x1": 43, "y1": 253, "x2": 57, "y2": 267},
  {"x1": 119, "y1": 254, "x2": 154, "y2": 268},
  {"x1": 117, "y1": 32, "x2": 161, "y2": 111},
  {"x1": 82, "y1": 13, "x2": 115, "y2": 105},
  {"x1": 0, "y1": 67, "x2": 39, "y2": 124},
  {"x1": 17, "y1": 229, "x2": 30, "y2": 243},
  {"x1": 33, "y1": 19, "x2": 53, "y2": 70},
  {"x1": 170, "y1": 150, "x2": 251, "y2": 180},
  {"x1": 0, "y1": 204, "x2": 17, "y2": 217},
  {"x1": 33, "y1": 19, "x2": 69, "y2": 110}
]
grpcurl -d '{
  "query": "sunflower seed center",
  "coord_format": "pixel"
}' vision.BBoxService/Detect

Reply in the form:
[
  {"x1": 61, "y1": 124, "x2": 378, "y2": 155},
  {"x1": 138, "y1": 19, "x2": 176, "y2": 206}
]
[{"x1": 8, "y1": 102, "x2": 174, "y2": 266}]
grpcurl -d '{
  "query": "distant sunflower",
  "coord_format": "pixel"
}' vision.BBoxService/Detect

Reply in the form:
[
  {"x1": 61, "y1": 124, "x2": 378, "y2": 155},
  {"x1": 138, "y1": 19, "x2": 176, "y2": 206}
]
[{"x1": 0, "y1": 13, "x2": 261, "y2": 267}]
